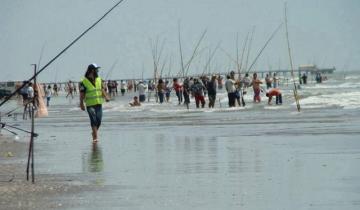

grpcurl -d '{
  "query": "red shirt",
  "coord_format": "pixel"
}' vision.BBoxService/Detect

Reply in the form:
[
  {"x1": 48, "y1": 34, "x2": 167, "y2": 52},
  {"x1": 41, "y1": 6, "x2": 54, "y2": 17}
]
[
  {"x1": 173, "y1": 83, "x2": 182, "y2": 92},
  {"x1": 268, "y1": 88, "x2": 281, "y2": 97}
]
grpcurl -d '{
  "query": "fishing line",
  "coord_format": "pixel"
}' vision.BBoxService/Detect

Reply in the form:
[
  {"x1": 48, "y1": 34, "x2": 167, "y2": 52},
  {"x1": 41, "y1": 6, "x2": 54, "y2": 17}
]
[{"x1": 0, "y1": 0, "x2": 126, "y2": 108}]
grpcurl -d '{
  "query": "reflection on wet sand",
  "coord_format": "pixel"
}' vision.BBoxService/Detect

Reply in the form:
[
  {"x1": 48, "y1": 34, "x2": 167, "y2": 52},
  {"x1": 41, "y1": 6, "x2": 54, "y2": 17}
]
[{"x1": 89, "y1": 144, "x2": 104, "y2": 173}]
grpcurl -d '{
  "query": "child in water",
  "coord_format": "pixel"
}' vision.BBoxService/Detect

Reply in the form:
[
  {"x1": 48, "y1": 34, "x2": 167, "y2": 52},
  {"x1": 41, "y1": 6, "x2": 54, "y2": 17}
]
[{"x1": 129, "y1": 96, "x2": 141, "y2": 107}]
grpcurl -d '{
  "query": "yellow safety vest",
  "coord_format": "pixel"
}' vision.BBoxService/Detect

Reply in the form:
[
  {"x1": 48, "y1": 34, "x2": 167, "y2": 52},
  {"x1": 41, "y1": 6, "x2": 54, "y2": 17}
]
[{"x1": 82, "y1": 77, "x2": 104, "y2": 107}]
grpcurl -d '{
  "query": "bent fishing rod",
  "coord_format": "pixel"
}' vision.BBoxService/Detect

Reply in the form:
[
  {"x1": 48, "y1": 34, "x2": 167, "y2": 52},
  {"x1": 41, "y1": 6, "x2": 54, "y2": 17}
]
[{"x1": 0, "y1": 0, "x2": 126, "y2": 108}]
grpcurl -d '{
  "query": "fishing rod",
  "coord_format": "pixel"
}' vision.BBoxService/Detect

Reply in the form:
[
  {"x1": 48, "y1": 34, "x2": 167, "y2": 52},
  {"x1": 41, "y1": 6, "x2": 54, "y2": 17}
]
[
  {"x1": 0, "y1": 0, "x2": 126, "y2": 108},
  {"x1": 184, "y1": 29, "x2": 207, "y2": 77},
  {"x1": 202, "y1": 41, "x2": 221, "y2": 75},
  {"x1": 246, "y1": 22, "x2": 284, "y2": 74},
  {"x1": 105, "y1": 59, "x2": 119, "y2": 80},
  {"x1": 0, "y1": 100, "x2": 33, "y2": 118},
  {"x1": 0, "y1": 122, "x2": 38, "y2": 137},
  {"x1": 219, "y1": 47, "x2": 238, "y2": 66},
  {"x1": 1, "y1": 125, "x2": 18, "y2": 136},
  {"x1": 178, "y1": 21, "x2": 185, "y2": 77},
  {"x1": 284, "y1": 3, "x2": 301, "y2": 112},
  {"x1": 244, "y1": 26, "x2": 255, "y2": 72},
  {"x1": 236, "y1": 33, "x2": 240, "y2": 73},
  {"x1": 239, "y1": 32, "x2": 249, "y2": 74},
  {"x1": 37, "y1": 42, "x2": 47, "y2": 71}
]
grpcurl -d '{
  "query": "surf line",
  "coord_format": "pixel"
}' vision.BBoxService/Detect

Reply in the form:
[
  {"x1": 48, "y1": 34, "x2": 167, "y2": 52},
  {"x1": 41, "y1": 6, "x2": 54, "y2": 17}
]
[{"x1": 0, "y1": 0, "x2": 126, "y2": 108}]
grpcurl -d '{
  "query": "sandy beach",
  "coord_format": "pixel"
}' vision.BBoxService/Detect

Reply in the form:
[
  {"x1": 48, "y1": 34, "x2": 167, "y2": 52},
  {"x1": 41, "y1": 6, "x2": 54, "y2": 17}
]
[{"x1": 0, "y1": 134, "x2": 115, "y2": 210}]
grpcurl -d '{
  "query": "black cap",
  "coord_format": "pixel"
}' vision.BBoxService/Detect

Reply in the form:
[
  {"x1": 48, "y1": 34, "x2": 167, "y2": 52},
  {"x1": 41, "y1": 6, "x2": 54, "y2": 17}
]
[{"x1": 87, "y1": 63, "x2": 101, "y2": 71}]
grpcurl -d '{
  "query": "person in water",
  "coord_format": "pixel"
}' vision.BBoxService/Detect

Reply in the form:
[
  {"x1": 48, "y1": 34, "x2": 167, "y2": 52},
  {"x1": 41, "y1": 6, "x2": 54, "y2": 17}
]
[
  {"x1": 225, "y1": 74, "x2": 236, "y2": 107},
  {"x1": 266, "y1": 88, "x2": 282, "y2": 105},
  {"x1": 80, "y1": 63, "x2": 110, "y2": 143},
  {"x1": 173, "y1": 78, "x2": 183, "y2": 105},
  {"x1": 265, "y1": 73, "x2": 272, "y2": 89},
  {"x1": 251, "y1": 73, "x2": 263, "y2": 103},
  {"x1": 207, "y1": 75, "x2": 217, "y2": 108},
  {"x1": 129, "y1": 96, "x2": 141, "y2": 106},
  {"x1": 190, "y1": 78, "x2": 206, "y2": 108}
]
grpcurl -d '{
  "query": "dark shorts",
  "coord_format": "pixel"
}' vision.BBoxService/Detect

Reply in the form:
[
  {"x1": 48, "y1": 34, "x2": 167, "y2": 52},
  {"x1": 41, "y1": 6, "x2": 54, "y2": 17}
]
[
  {"x1": 86, "y1": 104, "x2": 103, "y2": 128},
  {"x1": 235, "y1": 90, "x2": 240, "y2": 99},
  {"x1": 21, "y1": 93, "x2": 28, "y2": 101},
  {"x1": 208, "y1": 94, "x2": 216, "y2": 102},
  {"x1": 139, "y1": 94, "x2": 146, "y2": 102}
]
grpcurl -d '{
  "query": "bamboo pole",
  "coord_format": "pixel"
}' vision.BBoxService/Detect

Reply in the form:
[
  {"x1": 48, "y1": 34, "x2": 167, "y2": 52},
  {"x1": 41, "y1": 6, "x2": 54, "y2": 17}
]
[{"x1": 284, "y1": 3, "x2": 301, "y2": 112}]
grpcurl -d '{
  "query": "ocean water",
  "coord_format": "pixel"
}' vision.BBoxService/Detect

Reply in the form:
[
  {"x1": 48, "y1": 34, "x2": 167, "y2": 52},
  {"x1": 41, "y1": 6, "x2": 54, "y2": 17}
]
[{"x1": 1, "y1": 71, "x2": 360, "y2": 210}]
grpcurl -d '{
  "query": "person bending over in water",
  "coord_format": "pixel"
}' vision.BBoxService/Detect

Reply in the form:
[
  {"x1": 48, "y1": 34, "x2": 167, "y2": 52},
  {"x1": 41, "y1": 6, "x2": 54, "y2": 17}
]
[
  {"x1": 266, "y1": 88, "x2": 282, "y2": 105},
  {"x1": 129, "y1": 96, "x2": 141, "y2": 107},
  {"x1": 80, "y1": 63, "x2": 110, "y2": 143}
]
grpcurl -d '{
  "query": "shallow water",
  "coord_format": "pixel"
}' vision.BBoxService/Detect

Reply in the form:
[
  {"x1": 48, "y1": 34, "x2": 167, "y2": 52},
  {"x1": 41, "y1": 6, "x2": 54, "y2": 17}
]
[{"x1": 1, "y1": 72, "x2": 360, "y2": 209}]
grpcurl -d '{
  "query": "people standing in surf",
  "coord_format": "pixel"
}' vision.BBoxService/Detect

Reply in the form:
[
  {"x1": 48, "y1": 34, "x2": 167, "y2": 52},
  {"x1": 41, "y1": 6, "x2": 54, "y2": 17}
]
[
  {"x1": 73, "y1": 82, "x2": 78, "y2": 95},
  {"x1": 45, "y1": 85, "x2": 52, "y2": 107},
  {"x1": 157, "y1": 79, "x2": 165, "y2": 104},
  {"x1": 137, "y1": 80, "x2": 147, "y2": 103},
  {"x1": 120, "y1": 80, "x2": 126, "y2": 96},
  {"x1": 217, "y1": 75, "x2": 223, "y2": 89},
  {"x1": 165, "y1": 80, "x2": 172, "y2": 103},
  {"x1": 191, "y1": 78, "x2": 206, "y2": 108},
  {"x1": 173, "y1": 78, "x2": 183, "y2": 105},
  {"x1": 129, "y1": 96, "x2": 141, "y2": 107},
  {"x1": 301, "y1": 73, "x2": 308, "y2": 85},
  {"x1": 265, "y1": 73, "x2": 272, "y2": 89},
  {"x1": 230, "y1": 71, "x2": 245, "y2": 107},
  {"x1": 241, "y1": 73, "x2": 251, "y2": 95},
  {"x1": 79, "y1": 63, "x2": 110, "y2": 143},
  {"x1": 53, "y1": 83, "x2": 58, "y2": 96},
  {"x1": 266, "y1": 88, "x2": 282, "y2": 105},
  {"x1": 225, "y1": 74, "x2": 236, "y2": 107},
  {"x1": 272, "y1": 73, "x2": 279, "y2": 88},
  {"x1": 316, "y1": 72, "x2": 322, "y2": 83},
  {"x1": 251, "y1": 73, "x2": 263, "y2": 103},
  {"x1": 66, "y1": 80, "x2": 74, "y2": 99},
  {"x1": 19, "y1": 81, "x2": 30, "y2": 105},
  {"x1": 182, "y1": 78, "x2": 191, "y2": 107},
  {"x1": 207, "y1": 75, "x2": 217, "y2": 108}
]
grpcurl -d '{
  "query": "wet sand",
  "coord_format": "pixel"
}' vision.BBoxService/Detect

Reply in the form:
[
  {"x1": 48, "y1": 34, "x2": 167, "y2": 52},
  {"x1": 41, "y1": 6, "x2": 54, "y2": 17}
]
[
  {"x1": 0, "y1": 135, "x2": 115, "y2": 210},
  {"x1": 1, "y1": 75, "x2": 360, "y2": 209}
]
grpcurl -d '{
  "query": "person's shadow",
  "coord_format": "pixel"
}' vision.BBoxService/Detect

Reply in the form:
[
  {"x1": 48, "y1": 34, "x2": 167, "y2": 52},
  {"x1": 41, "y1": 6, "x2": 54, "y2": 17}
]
[{"x1": 88, "y1": 143, "x2": 104, "y2": 173}]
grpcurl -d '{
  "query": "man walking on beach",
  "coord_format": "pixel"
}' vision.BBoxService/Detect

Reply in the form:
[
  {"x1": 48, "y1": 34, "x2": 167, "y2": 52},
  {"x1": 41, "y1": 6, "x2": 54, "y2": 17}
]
[{"x1": 79, "y1": 63, "x2": 110, "y2": 143}]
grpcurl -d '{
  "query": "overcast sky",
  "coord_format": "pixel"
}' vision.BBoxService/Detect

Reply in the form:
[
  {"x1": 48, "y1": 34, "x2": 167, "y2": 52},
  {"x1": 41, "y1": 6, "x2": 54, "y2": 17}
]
[{"x1": 1, "y1": 0, "x2": 359, "y2": 82}]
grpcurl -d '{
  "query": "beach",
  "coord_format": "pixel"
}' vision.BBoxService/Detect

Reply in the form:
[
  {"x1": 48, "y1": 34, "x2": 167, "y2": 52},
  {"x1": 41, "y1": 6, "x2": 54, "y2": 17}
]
[{"x1": 1, "y1": 72, "x2": 360, "y2": 210}]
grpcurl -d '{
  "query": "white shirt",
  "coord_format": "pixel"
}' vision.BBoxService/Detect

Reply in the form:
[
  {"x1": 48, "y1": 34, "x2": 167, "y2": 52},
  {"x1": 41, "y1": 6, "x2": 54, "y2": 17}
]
[
  {"x1": 241, "y1": 77, "x2": 251, "y2": 88},
  {"x1": 138, "y1": 83, "x2": 147, "y2": 95},
  {"x1": 120, "y1": 82, "x2": 127, "y2": 90},
  {"x1": 45, "y1": 89, "x2": 52, "y2": 98},
  {"x1": 27, "y1": 86, "x2": 34, "y2": 98},
  {"x1": 225, "y1": 79, "x2": 236, "y2": 93}
]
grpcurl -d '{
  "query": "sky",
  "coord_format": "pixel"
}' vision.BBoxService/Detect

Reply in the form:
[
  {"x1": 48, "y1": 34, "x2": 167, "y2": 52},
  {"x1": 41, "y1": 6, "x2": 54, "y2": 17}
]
[{"x1": 0, "y1": 0, "x2": 359, "y2": 82}]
